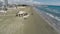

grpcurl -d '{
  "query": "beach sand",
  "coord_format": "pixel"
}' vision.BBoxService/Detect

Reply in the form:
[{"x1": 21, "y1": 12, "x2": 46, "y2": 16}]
[{"x1": 0, "y1": 6, "x2": 58, "y2": 34}]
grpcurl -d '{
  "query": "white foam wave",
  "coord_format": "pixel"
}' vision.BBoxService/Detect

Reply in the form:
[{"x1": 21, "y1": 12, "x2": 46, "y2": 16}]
[
  {"x1": 46, "y1": 13, "x2": 60, "y2": 21},
  {"x1": 46, "y1": 13, "x2": 54, "y2": 18},
  {"x1": 55, "y1": 17, "x2": 60, "y2": 21}
]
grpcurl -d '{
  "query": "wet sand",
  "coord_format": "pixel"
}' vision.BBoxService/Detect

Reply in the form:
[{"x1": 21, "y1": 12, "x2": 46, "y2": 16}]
[{"x1": 0, "y1": 6, "x2": 58, "y2": 34}]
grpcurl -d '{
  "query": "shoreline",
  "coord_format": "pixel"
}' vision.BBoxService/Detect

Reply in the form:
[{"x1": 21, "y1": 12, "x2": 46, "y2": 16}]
[
  {"x1": 33, "y1": 7, "x2": 60, "y2": 34},
  {"x1": 0, "y1": 6, "x2": 58, "y2": 34}
]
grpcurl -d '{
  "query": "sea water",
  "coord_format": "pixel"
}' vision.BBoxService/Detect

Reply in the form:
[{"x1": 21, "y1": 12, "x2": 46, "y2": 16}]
[{"x1": 36, "y1": 5, "x2": 60, "y2": 30}]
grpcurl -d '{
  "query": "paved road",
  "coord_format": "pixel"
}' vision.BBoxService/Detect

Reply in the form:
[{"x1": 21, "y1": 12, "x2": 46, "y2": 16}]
[{"x1": 0, "y1": 6, "x2": 58, "y2": 34}]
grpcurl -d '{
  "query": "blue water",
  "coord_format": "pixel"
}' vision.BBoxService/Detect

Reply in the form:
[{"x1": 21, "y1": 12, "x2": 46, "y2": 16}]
[{"x1": 36, "y1": 5, "x2": 60, "y2": 21}]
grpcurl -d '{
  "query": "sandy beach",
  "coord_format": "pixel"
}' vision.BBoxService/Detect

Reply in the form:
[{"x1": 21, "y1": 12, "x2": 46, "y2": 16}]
[
  {"x1": 0, "y1": 6, "x2": 58, "y2": 34},
  {"x1": 33, "y1": 7, "x2": 60, "y2": 34}
]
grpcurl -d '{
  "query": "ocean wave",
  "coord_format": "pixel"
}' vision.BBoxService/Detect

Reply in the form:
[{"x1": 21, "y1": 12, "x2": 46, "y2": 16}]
[
  {"x1": 52, "y1": 9, "x2": 60, "y2": 13},
  {"x1": 45, "y1": 8, "x2": 60, "y2": 14},
  {"x1": 36, "y1": 6, "x2": 60, "y2": 21},
  {"x1": 45, "y1": 8, "x2": 52, "y2": 11},
  {"x1": 46, "y1": 13, "x2": 54, "y2": 18},
  {"x1": 54, "y1": 11, "x2": 60, "y2": 14},
  {"x1": 46, "y1": 13, "x2": 60, "y2": 21},
  {"x1": 43, "y1": 7, "x2": 60, "y2": 14},
  {"x1": 55, "y1": 17, "x2": 60, "y2": 21}
]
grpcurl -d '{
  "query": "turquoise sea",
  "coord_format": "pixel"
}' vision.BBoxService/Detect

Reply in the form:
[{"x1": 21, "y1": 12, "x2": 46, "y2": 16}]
[
  {"x1": 37, "y1": 5, "x2": 60, "y2": 22},
  {"x1": 36, "y1": 5, "x2": 60, "y2": 29}
]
